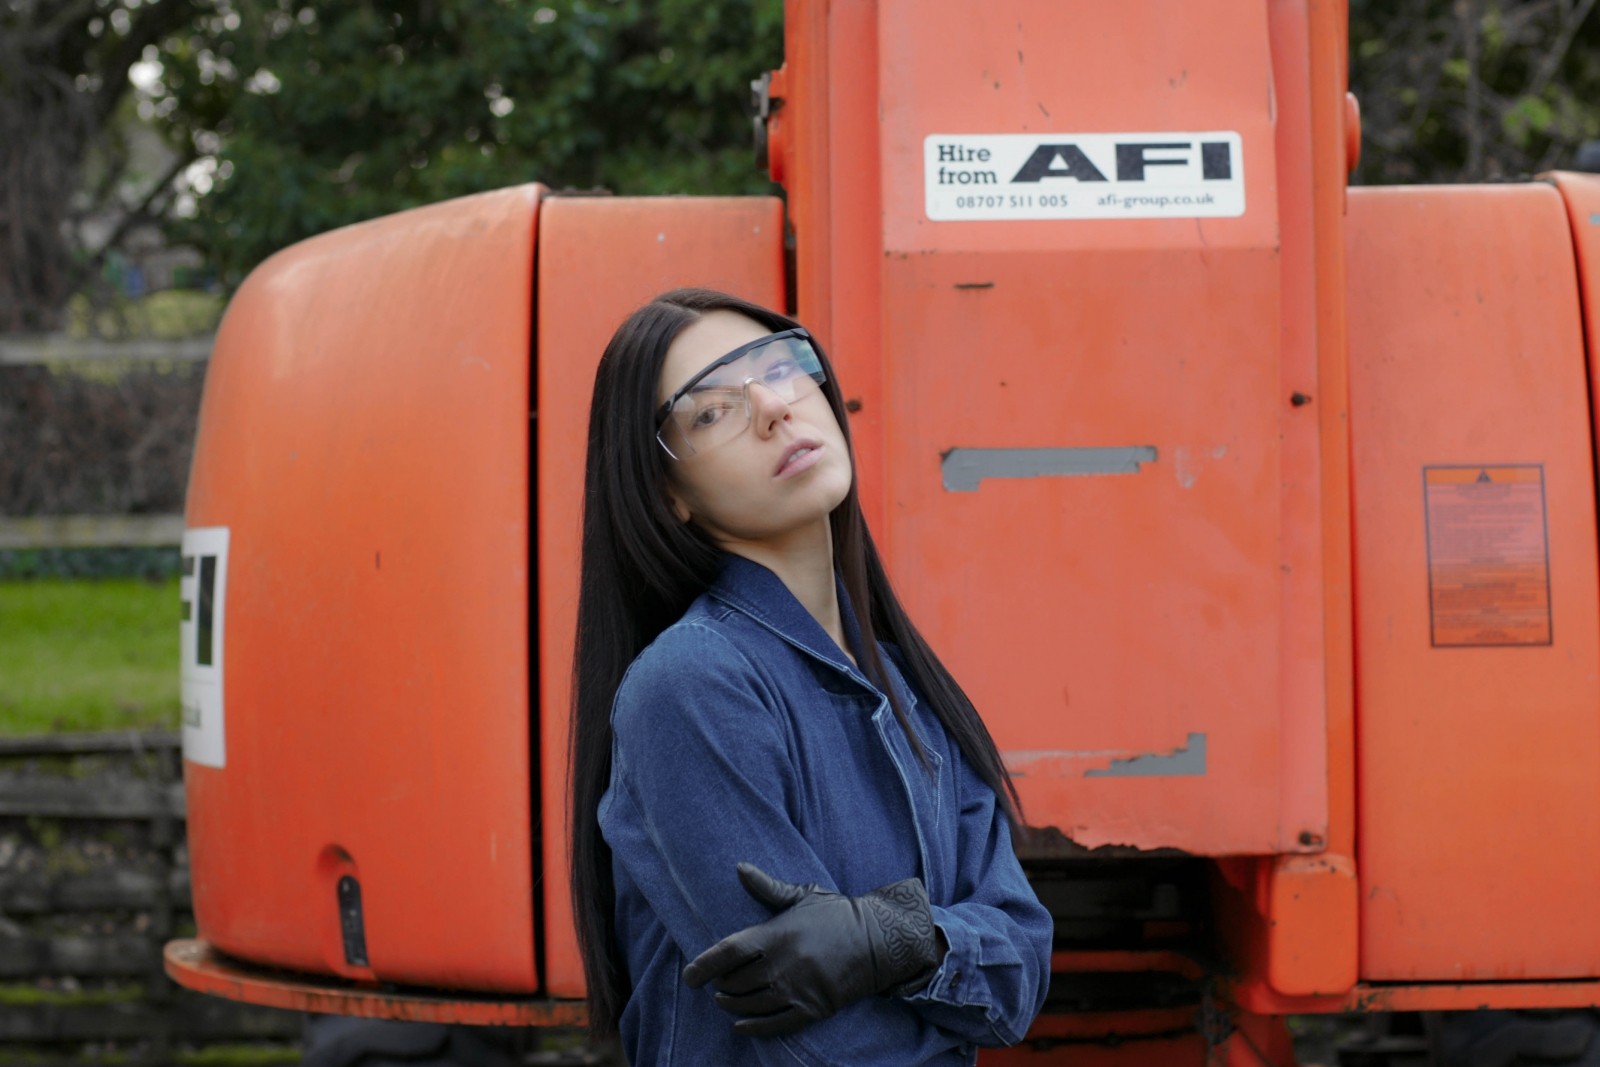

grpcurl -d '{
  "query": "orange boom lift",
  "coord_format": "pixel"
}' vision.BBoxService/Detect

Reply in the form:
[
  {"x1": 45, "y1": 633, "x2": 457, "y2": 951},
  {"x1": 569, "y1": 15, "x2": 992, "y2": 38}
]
[{"x1": 166, "y1": 1, "x2": 1600, "y2": 1062}]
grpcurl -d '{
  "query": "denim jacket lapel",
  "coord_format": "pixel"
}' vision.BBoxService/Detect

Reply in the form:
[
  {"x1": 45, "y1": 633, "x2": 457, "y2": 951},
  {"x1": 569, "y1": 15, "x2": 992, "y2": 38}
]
[{"x1": 707, "y1": 554, "x2": 879, "y2": 695}]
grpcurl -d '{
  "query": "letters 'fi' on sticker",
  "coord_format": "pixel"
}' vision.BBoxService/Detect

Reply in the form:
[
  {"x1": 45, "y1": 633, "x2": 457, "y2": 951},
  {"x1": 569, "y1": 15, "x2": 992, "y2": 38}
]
[{"x1": 180, "y1": 526, "x2": 231, "y2": 768}]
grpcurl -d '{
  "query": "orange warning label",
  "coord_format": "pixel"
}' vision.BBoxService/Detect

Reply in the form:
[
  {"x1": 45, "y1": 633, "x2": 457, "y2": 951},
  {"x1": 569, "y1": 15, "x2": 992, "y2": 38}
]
[{"x1": 1424, "y1": 466, "x2": 1551, "y2": 647}]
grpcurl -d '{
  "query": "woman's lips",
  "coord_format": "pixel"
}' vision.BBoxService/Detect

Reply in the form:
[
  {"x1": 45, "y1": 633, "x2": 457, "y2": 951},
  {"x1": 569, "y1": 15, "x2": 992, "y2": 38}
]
[{"x1": 775, "y1": 440, "x2": 824, "y2": 479}]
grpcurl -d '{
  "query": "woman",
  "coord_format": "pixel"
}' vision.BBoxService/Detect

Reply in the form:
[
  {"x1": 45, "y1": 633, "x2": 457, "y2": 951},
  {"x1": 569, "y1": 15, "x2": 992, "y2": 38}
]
[{"x1": 570, "y1": 288, "x2": 1051, "y2": 1065}]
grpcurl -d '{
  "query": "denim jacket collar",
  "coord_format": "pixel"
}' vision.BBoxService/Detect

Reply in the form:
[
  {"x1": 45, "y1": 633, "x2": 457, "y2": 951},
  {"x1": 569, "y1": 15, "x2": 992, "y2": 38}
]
[{"x1": 707, "y1": 553, "x2": 876, "y2": 693}]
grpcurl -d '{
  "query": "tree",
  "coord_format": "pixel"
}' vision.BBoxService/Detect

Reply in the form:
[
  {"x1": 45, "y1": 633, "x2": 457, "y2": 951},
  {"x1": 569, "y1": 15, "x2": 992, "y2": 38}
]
[
  {"x1": 152, "y1": 0, "x2": 785, "y2": 285},
  {"x1": 0, "y1": 0, "x2": 205, "y2": 331},
  {"x1": 0, "y1": 0, "x2": 783, "y2": 327},
  {"x1": 1350, "y1": 0, "x2": 1600, "y2": 184}
]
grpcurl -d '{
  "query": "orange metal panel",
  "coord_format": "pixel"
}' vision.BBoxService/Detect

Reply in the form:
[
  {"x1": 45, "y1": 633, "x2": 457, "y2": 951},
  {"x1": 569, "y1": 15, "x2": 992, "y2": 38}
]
[
  {"x1": 778, "y1": 0, "x2": 1358, "y2": 993},
  {"x1": 535, "y1": 197, "x2": 786, "y2": 997},
  {"x1": 1549, "y1": 171, "x2": 1600, "y2": 510},
  {"x1": 1213, "y1": 0, "x2": 1359, "y2": 1004},
  {"x1": 165, "y1": 940, "x2": 584, "y2": 1026},
  {"x1": 1307, "y1": 0, "x2": 1358, "y2": 905},
  {"x1": 1268, "y1": 0, "x2": 1335, "y2": 879},
  {"x1": 1348, "y1": 185, "x2": 1600, "y2": 980},
  {"x1": 183, "y1": 186, "x2": 541, "y2": 991},
  {"x1": 1269, "y1": 0, "x2": 1359, "y2": 995},
  {"x1": 860, "y1": 0, "x2": 1321, "y2": 854},
  {"x1": 1266, "y1": 854, "x2": 1358, "y2": 995},
  {"x1": 779, "y1": 0, "x2": 889, "y2": 530}
]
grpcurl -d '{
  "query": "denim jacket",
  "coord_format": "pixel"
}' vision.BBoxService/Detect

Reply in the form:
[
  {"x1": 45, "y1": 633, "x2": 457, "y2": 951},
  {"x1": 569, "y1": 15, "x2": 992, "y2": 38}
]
[{"x1": 599, "y1": 555, "x2": 1052, "y2": 1065}]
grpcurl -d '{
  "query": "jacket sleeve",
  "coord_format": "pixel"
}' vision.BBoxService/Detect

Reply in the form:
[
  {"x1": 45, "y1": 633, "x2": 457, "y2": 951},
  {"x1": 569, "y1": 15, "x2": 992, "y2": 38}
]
[
  {"x1": 900, "y1": 738, "x2": 1053, "y2": 1047},
  {"x1": 599, "y1": 624, "x2": 968, "y2": 1067}
]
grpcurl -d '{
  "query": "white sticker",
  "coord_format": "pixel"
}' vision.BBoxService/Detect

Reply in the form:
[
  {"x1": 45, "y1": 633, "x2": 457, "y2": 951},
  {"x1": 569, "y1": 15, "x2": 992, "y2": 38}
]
[
  {"x1": 924, "y1": 132, "x2": 1245, "y2": 221},
  {"x1": 180, "y1": 527, "x2": 229, "y2": 769}
]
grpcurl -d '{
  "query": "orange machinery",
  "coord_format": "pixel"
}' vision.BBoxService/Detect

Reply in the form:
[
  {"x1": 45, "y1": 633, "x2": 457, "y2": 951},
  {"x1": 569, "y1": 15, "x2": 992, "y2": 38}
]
[{"x1": 165, "y1": 0, "x2": 1600, "y2": 1062}]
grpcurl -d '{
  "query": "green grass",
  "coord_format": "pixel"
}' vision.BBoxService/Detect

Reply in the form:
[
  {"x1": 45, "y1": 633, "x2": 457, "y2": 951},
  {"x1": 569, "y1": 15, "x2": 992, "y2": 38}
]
[
  {"x1": 0, "y1": 981, "x2": 145, "y2": 1006},
  {"x1": 174, "y1": 1046, "x2": 302, "y2": 1067},
  {"x1": 0, "y1": 578, "x2": 180, "y2": 734},
  {"x1": 66, "y1": 288, "x2": 224, "y2": 341}
]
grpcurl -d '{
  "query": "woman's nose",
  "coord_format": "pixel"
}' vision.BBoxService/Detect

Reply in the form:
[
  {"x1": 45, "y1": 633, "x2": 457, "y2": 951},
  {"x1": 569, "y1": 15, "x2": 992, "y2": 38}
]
[{"x1": 746, "y1": 381, "x2": 792, "y2": 437}]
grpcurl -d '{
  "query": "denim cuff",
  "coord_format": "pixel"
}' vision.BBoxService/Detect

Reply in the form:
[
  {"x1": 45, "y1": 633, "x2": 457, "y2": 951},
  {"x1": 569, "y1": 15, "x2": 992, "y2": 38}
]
[{"x1": 904, "y1": 907, "x2": 979, "y2": 1007}]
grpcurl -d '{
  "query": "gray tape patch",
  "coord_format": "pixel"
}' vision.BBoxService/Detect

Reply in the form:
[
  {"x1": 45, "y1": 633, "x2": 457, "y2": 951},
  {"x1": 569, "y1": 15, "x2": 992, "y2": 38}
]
[
  {"x1": 941, "y1": 446, "x2": 1158, "y2": 491},
  {"x1": 1084, "y1": 732, "x2": 1206, "y2": 778}
]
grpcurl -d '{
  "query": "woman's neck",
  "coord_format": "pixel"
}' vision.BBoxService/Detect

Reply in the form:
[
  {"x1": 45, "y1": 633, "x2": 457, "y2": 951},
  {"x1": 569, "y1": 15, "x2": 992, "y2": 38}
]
[{"x1": 724, "y1": 521, "x2": 855, "y2": 666}]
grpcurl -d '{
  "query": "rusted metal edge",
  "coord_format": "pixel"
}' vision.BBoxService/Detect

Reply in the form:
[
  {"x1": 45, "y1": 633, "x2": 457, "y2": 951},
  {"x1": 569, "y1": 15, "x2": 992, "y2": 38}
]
[
  {"x1": 163, "y1": 939, "x2": 588, "y2": 1027},
  {"x1": 1013, "y1": 824, "x2": 1192, "y2": 860},
  {"x1": 1229, "y1": 977, "x2": 1600, "y2": 1015},
  {"x1": 1022, "y1": 1007, "x2": 1197, "y2": 1043},
  {"x1": 1345, "y1": 980, "x2": 1600, "y2": 1013}
]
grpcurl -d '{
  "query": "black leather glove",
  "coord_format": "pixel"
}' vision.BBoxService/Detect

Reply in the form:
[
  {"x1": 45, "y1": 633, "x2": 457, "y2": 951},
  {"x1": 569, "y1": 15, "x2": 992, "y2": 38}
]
[{"x1": 681, "y1": 862, "x2": 944, "y2": 1037}]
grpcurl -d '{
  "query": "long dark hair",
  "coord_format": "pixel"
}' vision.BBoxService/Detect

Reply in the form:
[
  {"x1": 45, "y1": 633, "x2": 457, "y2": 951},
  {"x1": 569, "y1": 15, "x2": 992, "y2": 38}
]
[{"x1": 569, "y1": 287, "x2": 1020, "y2": 1034}]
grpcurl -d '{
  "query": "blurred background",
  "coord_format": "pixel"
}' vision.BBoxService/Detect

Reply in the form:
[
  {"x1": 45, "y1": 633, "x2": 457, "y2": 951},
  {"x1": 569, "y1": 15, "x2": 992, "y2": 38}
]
[{"x1": 2, "y1": 0, "x2": 1599, "y2": 1062}]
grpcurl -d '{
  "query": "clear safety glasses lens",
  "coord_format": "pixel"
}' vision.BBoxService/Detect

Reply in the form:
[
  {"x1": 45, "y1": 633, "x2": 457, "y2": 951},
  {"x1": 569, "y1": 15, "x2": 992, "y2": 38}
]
[{"x1": 656, "y1": 334, "x2": 827, "y2": 459}]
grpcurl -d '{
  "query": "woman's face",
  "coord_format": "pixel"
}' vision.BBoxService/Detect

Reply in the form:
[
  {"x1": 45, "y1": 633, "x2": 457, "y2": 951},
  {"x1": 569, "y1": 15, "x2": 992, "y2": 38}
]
[{"x1": 656, "y1": 310, "x2": 853, "y2": 551}]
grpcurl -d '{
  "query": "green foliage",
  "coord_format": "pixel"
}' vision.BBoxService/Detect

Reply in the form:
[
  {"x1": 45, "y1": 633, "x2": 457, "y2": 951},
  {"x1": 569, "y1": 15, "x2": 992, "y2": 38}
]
[
  {"x1": 0, "y1": 548, "x2": 184, "y2": 581},
  {"x1": 0, "y1": 579, "x2": 180, "y2": 734},
  {"x1": 1349, "y1": 0, "x2": 1600, "y2": 183},
  {"x1": 0, "y1": 0, "x2": 208, "y2": 330},
  {"x1": 16, "y1": 0, "x2": 1600, "y2": 311},
  {"x1": 145, "y1": 0, "x2": 785, "y2": 284},
  {"x1": 24, "y1": 816, "x2": 63, "y2": 854},
  {"x1": 65, "y1": 289, "x2": 225, "y2": 342},
  {"x1": 1503, "y1": 94, "x2": 1557, "y2": 147}
]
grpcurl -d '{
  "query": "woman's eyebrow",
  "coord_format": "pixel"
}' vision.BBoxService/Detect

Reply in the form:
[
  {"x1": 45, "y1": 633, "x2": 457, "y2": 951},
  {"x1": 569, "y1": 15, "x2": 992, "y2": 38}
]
[
  {"x1": 687, "y1": 374, "x2": 742, "y2": 394},
  {"x1": 687, "y1": 355, "x2": 760, "y2": 390}
]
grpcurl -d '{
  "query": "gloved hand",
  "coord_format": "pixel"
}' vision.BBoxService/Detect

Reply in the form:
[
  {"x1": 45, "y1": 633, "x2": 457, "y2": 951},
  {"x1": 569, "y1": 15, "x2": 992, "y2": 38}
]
[{"x1": 682, "y1": 862, "x2": 944, "y2": 1037}]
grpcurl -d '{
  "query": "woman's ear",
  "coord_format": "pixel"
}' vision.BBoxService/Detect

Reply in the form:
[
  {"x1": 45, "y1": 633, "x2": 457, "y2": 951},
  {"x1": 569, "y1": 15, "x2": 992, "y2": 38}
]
[{"x1": 666, "y1": 487, "x2": 693, "y2": 524}]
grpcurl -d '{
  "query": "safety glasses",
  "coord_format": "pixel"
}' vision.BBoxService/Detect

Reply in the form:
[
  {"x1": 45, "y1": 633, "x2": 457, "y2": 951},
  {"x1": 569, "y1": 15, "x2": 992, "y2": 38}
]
[{"x1": 655, "y1": 329, "x2": 827, "y2": 459}]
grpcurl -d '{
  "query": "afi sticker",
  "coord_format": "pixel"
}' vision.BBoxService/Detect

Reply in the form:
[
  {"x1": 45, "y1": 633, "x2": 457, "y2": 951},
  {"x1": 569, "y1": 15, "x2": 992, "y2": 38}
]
[
  {"x1": 925, "y1": 132, "x2": 1245, "y2": 221},
  {"x1": 180, "y1": 527, "x2": 229, "y2": 768}
]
